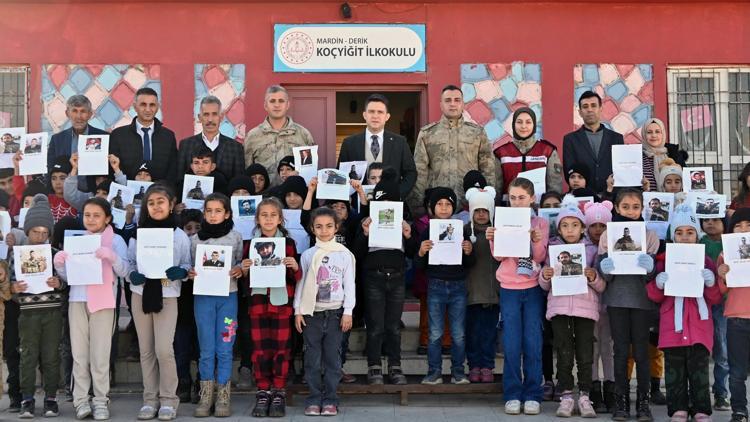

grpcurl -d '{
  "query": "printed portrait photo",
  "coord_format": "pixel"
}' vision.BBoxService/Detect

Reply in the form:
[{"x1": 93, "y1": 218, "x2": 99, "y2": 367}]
[
  {"x1": 553, "y1": 250, "x2": 584, "y2": 276},
  {"x1": 696, "y1": 196, "x2": 720, "y2": 215},
  {"x1": 110, "y1": 189, "x2": 125, "y2": 210},
  {"x1": 646, "y1": 197, "x2": 671, "y2": 222},
  {"x1": 612, "y1": 226, "x2": 642, "y2": 252},
  {"x1": 23, "y1": 137, "x2": 42, "y2": 155},
  {"x1": 690, "y1": 170, "x2": 707, "y2": 190},
  {"x1": 438, "y1": 223, "x2": 455, "y2": 241},
  {"x1": 739, "y1": 236, "x2": 750, "y2": 260},
  {"x1": 299, "y1": 148, "x2": 313, "y2": 166},
  {"x1": 187, "y1": 181, "x2": 206, "y2": 200},
  {"x1": 322, "y1": 169, "x2": 347, "y2": 185},
  {"x1": 20, "y1": 249, "x2": 48, "y2": 274},
  {"x1": 238, "y1": 199, "x2": 257, "y2": 217},
  {"x1": 378, "y1": 208, "x2": 395, "y2": 226},
  {"x1": 85, "y1": 137, "x2": 102, "y2": 151},
  {"x1": 133, "y1": 186, "x2": 146, "y2": 206},
  {"x1": 2, "y1": 131, "x2": 20, "y2": 154},
  {"x1": 202, "y1": 249, "x2": 226, "y2": 268},
  {"x1": 252, "y1": 241, "x2": 283, "y2": 266}
]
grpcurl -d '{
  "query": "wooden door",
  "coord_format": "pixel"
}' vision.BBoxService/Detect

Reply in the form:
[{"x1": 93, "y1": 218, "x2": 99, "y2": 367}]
[{"x1": 286, "y1": 89, "x2": 336, "y2": 168}]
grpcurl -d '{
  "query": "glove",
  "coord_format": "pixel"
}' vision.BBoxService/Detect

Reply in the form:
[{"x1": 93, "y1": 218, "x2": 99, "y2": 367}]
[
  {"x1": 702, "y1": 269, "x2": 716, "y2": 287},
  {"x1": 129, "y1": 271, "x2": 147, "y2": 286},
  {"x1": 600, "y1": 257, "x2": 615, "y2": 275},
  {"x1": 637, "y1": 254, "x2": 654, "y2": 273},
  {"x1": 655, "y1": 272, "x2": 668, "y2": 290},
  {"x1": 165, "y1": 266, "x2": 188, "y2": 281},
  {"x1": 94, "y1": 247, "x2": 116, "y2": 263},
  {"x1": 53, "y1": 251, "x2": 69, "y2": 266}
]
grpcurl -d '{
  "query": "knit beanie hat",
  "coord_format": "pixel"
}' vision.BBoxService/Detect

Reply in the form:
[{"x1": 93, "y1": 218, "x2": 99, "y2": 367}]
[
  {"x1": 583, "y1": 200, "x2": 613, "y2": 227},
  {"x1": 50, "y1": 156, "x2": 72, "y2": 176},
  {"x1": 670, "y1": 204, "x2": 702, "y2": 240},
  {"x1": 557, "y1": 205, "x2": 586, "y2": 228},
  {"x1": 466, "y1": 186, "x2": 496, "y2": 242},
  {"x1": 22, "y1": 179, "x2": 49, "y2": 200},
  {"x1": 280, "y1": 175, "x2": 307, "y2": 200},
  {"x1": 566, "y1": 164, "x2": 590, "y2": 185},
  {"x1": 136, "y1": 162, "x2": 153, "y2": 178},
  {"x1": 227, "y1": 175, "x2": 255, "y2": 196},
  {"x1": 277, "y1": 155, "x2": 296, "y2": 172},
  {"x1": 372, "y1": 168, "x2": 400, "y2": 202},
  {"x1": 23, "y1": 193, "x2": 54, "y2": 236},
  {"x1": 729, "y1": 207, "x2": 750, "y2": 232},
  {"x1": 657, "y1": 158, "x2": 683, "y2": 191},
  {"x1": 511, "y1": 107, "x2": 537, "y2": 141},
  {"x1": 429, "y1": 187, "x2": 458, "y2": 216},
  {"x1": 463, "y1": 170, "x2": 487, "y2": 194}
]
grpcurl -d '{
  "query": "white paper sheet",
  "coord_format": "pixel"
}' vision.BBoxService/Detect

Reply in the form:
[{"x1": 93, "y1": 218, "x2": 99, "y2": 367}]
[
  {"x1": 428, "y1": 219, "x2": 463, "y2": 265},
  {"x1": 249, "y1": 238, "x2": 287, "y2": 288},
  {"x1": 517, "y1": 167, "x2": 546, "y2": 201},
  {"x1": 293, "y1": 145, "x2": 318, "y2": 184},
  {"x1": 0, "y1": 210, "x2": 11, "y2": 245},
  {"x1": 17, "y1": 207, "x2": 28, "y2": 229},
  {"x1": 18, "y1": 132, "x2": 48, "y2": 176},
  {"x1": 688, "y1": 193, "x2": 727, "y2": 219},
  {"x1": 232, "y1": 195, "x2": 262, "y2": 240},
  {"x1": 664, "y1": 243, "x2": 705, "y2": 298},
  {"x1": 64, "y1": 234, "x2": 103, "y2": 285},
  {"x1": 606, "y1": 222, "x2": 647, "y2": 275},
  {"x1": 136, "y1": 228, "x2": 174, "y2": 279},
  {"x1": 368, "y1": 201, "x2": 404, "y2": 249},
  {"x1": 549, "y1": 243, "x2": 589, "y2": 296},
  {"x1": 193, "y1": 244, "x2": 232, "y2": 296},
  {"x1": 283, "y1": 209, "x2": 311, "y2": 254},
  {"x1": 0, "y1": 127, "x2": 25, "y2": 169},
  {"x1": 339, "y1": 160, "x2": 368, "y2": 195},
  {"x1": 316, "y1": 168, "x2": 350, "y2": 201},
  {"x1": 493, "y1": 207, "x2": 531, "y2": 258},
  {"x1": 108, "y1": 183, "x2": 135, "y2": 229},
  {"x1": 722, "y1": 233, "x2": 750, "y2": 287},
  {"x1": 683, "y1": 167, "x2": 714, "y2": 193},
  {"x1": 182, "y1": 175, "x2": 214, "y2": 210},
  {"x1": 127, "y1": 180, "x2": 153, "y2": 208},
  {"x1": 538, "y1": 208, "x2": 560, "y2": 238},
  {"x1": 0, "y1": 243, "x2": 7, "y2": 260},
  {"x1": 13, "y1": 244, "x2": 53, "y2": 294},
  {"x1": 77, "y1": 135, "x2": 110, "y2": 176},
  {"x1": 612, "y1": 144, "x2": 644, "y2": 187}
]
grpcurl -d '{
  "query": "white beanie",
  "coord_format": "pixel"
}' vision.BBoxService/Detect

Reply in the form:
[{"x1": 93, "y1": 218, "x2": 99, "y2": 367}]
[{"x1": 466, "y1": 186, "x2": 496, "y2": 243}]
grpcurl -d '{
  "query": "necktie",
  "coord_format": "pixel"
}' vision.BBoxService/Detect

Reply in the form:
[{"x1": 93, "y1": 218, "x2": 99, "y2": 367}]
[
  {"x1": 141, "y1": 127, "x2": 151, "y2": 161},
  {"x1": 370, "y1": 134, "x2": 380, "y2": 159}
]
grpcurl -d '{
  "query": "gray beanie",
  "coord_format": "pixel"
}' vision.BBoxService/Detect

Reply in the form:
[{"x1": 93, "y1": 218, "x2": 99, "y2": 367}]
[{"x1": 23, "y1": 194, "x2": 54, "y2": 236}]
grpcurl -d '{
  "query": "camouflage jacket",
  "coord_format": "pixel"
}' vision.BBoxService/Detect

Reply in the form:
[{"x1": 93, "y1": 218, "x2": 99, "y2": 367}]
[
  {"x1": 244, "y1": 117, "x2": 315, "y2": 187},
  {"x1": 410, "y1": 116, "x2": 495, "y2": 209}
]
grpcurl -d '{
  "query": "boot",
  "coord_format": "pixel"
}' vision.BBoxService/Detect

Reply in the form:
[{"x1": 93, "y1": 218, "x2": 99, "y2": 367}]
[
  {"x1": 214, "y1": 383, "x2": 231, "y2": 417},
  {"x1": 636, "y1": 392, "x2": 653, "y2": 422},
  {"x1": 603, "y1": 381, "x2": 616, "y2": 414},
  {"x1": 612, "y1": 393, "x2": 630, "y2": 421},
  {"x1": 177, "y1": 378, "x2": 192, "y2": 403},
  {"x1": 191, "y1": 379, "x2": 201, "y2": 404},
  {"x1": 591, "y1": 381, "x2": 605, "y2": 413},
  {"x1": 649, "y1": 378, "x2": 666, "y2": 405},
  {"x1": 193, "y1": 380, "x2": 215, "y2": 417},
  {"x1": 268, "y1": 389, "x2": 286, "y2": 417},
  {"x1": 252, "y1": 390, "x2": 271, "y2": 418}
]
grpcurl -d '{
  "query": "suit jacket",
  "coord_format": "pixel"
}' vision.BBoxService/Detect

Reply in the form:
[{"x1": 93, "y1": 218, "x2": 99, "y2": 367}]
[
  {"x1": 109, "y1": 117, "x2": 178, "y2": 183},
  {"x1": 337, "y1": 130, "x2": 416, "y2": 198},
  {"x1": 47, "y1": 125, "x2": 109, "y2": 171},
  {"x1": 177, "y1": 133, "x2": 245, "y2": 182},
  {"x1": 562, "y1": 126, "x2": 624, "y2": 194}
]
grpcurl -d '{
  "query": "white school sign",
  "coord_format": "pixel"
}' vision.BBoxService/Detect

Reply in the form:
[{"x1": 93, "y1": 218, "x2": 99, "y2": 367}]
[{"x1": 274, "y1": 24, "x2": 426, "y2": 72}]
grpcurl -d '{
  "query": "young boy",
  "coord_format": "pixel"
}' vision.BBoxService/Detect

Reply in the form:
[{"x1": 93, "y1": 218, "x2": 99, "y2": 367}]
[
  {"x1": 416, "y1": 187, "x2": 475, "y2": 385},
  {"x1": 134, "y1": 162, "x2": 153, "y2": 182},
  {"x1": 277, "y1": 156, "x2": 298, "y2": 184},
  {"x1": 0, "y1": 167, "x2": 25, "y2": 218},
  {"x1": 188, "y1": 146, "x2": 227, "y2": 194},
  {"x1": 47, "y1": 157, "x2": 78, "y2": 222},
  {"x1": 566, "y1": 165, "x2": 589, "y2": 191}
]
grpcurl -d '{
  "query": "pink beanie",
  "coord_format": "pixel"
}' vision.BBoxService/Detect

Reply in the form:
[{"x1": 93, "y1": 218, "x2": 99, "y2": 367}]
[
  {"x1": 583, "y1": 200, "x2": 614, "y2": 226},
  {"x1": 556, "y1": 205, "x2": 585, "y2": 227}
]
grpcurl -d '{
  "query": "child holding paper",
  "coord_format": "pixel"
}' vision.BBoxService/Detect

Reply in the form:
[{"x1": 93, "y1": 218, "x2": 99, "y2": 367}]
[
  {"x1": 294, "y1": 207, "x2": 356, "y2": 416},
  {"x1": 53, "y1": 197, "x2": 130, "y2": 420},
  {"x1": 280, "y1": 175, "x2": 307, "y2": 210},
  {"x1": 597, "y1": 188, "x2": 660, "y2": 421},
  {"x1": 539, "y1": 205, "x2": 605, "y2": 418},
  {"x1": 243, "y1": 197, "x2": 302, "y2": 418},
  {"x1": 646, "y1": 205, "x2": 721, "y2": 422},
  {"x1": 486, "y1": 177, "x2": 549, "y2": 415},
  {"x1": 126, "y1": 183, "x2": 192, "y2": 421},
  {"x1": 187, "y1": 193, "x2": 243, "y2": 417}
]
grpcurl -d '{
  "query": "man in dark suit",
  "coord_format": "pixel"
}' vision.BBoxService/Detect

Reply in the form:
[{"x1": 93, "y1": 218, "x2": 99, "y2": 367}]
[
  {"x1": 109, "y1": 87, "x2": 178, "y2": 184},
  {"x1": 337, "y1": 94, "x2": 416, "y2": 198},
  {"x1": 563, "y1": 91, "x2": 624, "y2": 195},
  {"x1": 204, "y1": 251, "x2": 225, "y2": 267},
  {"x1": 177, "y1": 95, "x2": 244, "y2": 181},
  {"x1": 47, "y1": 95, "x2": 109, "y2": 173}
]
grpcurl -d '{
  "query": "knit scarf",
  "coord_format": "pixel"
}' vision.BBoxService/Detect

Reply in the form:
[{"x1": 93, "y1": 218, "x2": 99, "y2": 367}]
[
  {"x1": 674, "y1": 296, "x2": 709, "y2": 333},
  {"x1": 86, "y1": 225, "x2": 116, "y2": 313},
  {"x1": 250, "y1": 228, "x2": 288, "y2": 306},
  {"x1": 136, "y1": 212, "x2": 177, "y2": 314},
  {"x1": 642, "y1": 143, "x2": 668, "y2": 182},
  {"x1": 197, "y1": 218, "x2": 234, "y2": 241},
  {"x1": 298, "y1": 239, "x2": 355, "y2": 316}
]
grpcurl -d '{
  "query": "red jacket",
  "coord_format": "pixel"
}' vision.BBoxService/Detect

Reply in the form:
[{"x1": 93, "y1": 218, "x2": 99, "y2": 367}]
[{"x1": 493, "y1": 139, "x2": 556, "y2": 195}]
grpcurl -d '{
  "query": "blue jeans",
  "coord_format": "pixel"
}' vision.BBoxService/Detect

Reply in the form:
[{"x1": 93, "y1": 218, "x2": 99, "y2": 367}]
[
  {"x1": 303, "y1": 309, "x2": 344, "y2": 407},
  {"x1": 712, "y1": 302, "x2": 729, "y2": 399},
  {"x1": 427, "y1": 278, "x2": 467, "y2": 375},
  {"x1": 466, "y1": 304, "x2": 499, "y2": 369},
  {"x1": 500, "y1": 286, "x2": 545, "y2": 402},
  {"x1": 727, "y1": 317, "x2": 750, "y2": 415},
  {"x1": 194, "y1": 292, "x2": 238, "y2": 385}
]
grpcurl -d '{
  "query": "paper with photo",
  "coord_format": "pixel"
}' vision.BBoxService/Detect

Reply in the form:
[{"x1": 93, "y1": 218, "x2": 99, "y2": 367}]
[
  {"x1": 136, "y1": 228, "x2": 174, "y2": 279},
  {"x1": 643, "y1": 192, "x2": 674, "y2": 240},
  {"x1": 18, "y1": 132, "x2": 48, "y2": 176},
  {"x1": 606, "y1": 222, "x2": 647, "y2": 275},
  {"x1": 429, "y1": 219, "x2": 463, "y2": 265},
  {"x1": 127, "y1": 180, "x2": 153, "y2": 208},
  {"x1": 538, "y1": 208, "x2": 560, "y2": 238},
  {"x1": 369, "y1": 201, "x2": 403, "y2": 249},
  {"x1": 683, "y1": 167, "x2": 714, "y2": 193},
  {"x1": 612, "y1": 144, "x2": 643, "y2": 187},
  {"x1": 293, "y1": 145, "x2": 318, "y2": 184},
  {"x1": 722, "y1": 233, "x2": 750, "y2": 287},
  {"x1": 182, "y1": 175, "x2": 214, "y2": 210},
  {"x1": 108, "y1": 183, "x2": 135, "y2": 229},
  {"x1": 249, "y1": 238, "x2": 287, "y2": 288},
  {"x1": 517, "y1": 167, "x2": 546, "y2": 201},
  {"x1": 0, "y1": 210, "x2": 11, "y2": 245},
  {"x1": 359, "y1": 185, "x2": 375, "y2": 214},
  {"x1": 283, "y1": 209, "x2": 311, "y2": 254},
  {"x1": 493, "y1": 207, "x2": 531, "y2": 257},
  {"x1": 64, "y1": 234, "x2": 103, "y2": 286},
  {"x1": 13, "y1": 244, "x2": 53, "y2": 294},
  {"x1": 0, "y1": 127, "x2": 25, "y2": 169},
  {"x1": 317, "y1": 168, "x2": 350, "y2": 201},
  {"x1": 193, "y1": 244, "x2": 232, "y2": 296},
  {"x1": 549, "y1": 243, "x2": 588, "y2": 296},
  {"x1": 77, "y1": 135, "x2": 110, "y2": 176},
  {"x1": 340, "y1": 160, "x2": 368, "y2": 195},
  {"x1": 664, "y1": 243, "x2": 705, "y2": 298},
  {"x1": 688, "y1": 193, "x2": 726, "y2": 219},
  {"x1": 232, "y1": 195, "x2": 262, "y2": 240}
]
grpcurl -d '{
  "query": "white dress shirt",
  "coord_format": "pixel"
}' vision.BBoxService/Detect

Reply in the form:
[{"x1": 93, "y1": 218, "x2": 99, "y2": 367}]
[{"x1": 202, "y1": 132, "x2": 220, "y2": 151}]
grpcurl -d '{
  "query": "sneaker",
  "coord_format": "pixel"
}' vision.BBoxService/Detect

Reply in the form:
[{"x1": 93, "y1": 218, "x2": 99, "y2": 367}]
[
  {"x1": 468, "y1": 367, "x2": 481, "y2": 383},
  {"x1": 19, "y1": 399, "x2": 34, "y2": 419},
  {"x1": 252, "y1": 390, "x2": 271, "y2": 418},
  {"x1": 504, "y1": 400, "x2": 521, "y2": 415},
  {"x1": 578, "y1": 394, "x2": 597, "y2": 418},
  {"x1": 137, "y1": 405, "x2": 158, "y2": 420},
  {"x1": 480, "y1": 368, "x2": 494, "y2": 383},
  {"x1": 9, "y1": 396, "x2": 22, "y2": 413},
  {"x1": 320, "y1": 405, "x2": 338, "y2": 416},
  {"x1": 236, "y1": 366, "x2": 254, "y2": 390},
  {"x1": 75, "y1": 403, "x2": 92, "y2": 420},
  {"x1": 670, "y1": 410, "x2": 689, "y2": 422},
  {"x1": 157, "y1": 406, "x2": 177, "y2": 421},
  {"x1": 389, "y1": 367, "x2": 407, "y2": 385},
  {"x1": 421, "y1": 372, "x2": 443, "y2": 385},
  {"x1": 416, "y1": 345, "x2": 427, "y2": 355},
  {"x1": 451, "y1": 372, "x2": 470, "y2": 385},
  {"x1": 92, "y1": 403, "x2": 110, "y2": 421},
  {"x1": 341, "y1": 371, "x2": 357, "y2": 384},
  {"x1": 367, "y1": 366, "x2": 384, "y2": 385},
  {"x1": 556, "y1": 394, "x2": 575, "y2": 417},
  {"x1": 542, "y1": 380, "x2": 555, "y2": 401},
  {"x1": 268, "y1": 390, "x2": 286, "y2": 418},
  {"x1": 715, "y1": 396, "x2": 731, "y2": 411},
  {"x1": 731, "y1": 414, "x2": 749, "y2": 422},
  {"x1": 43, "y1": 397, "x2": 59, "y2": 417},
  {"x1": 304, "y1": 405, "x2": 321, "y2": 416},
  {"x1": 523, "y1": 400, "x2": 541, "y2": 415}
]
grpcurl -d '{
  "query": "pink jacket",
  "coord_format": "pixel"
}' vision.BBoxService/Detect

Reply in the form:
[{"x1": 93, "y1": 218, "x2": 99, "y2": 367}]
[
  {"x1": 489, "y1": 216, "x2": 548, "y2": 290},
  {"x1": 539, "y1": 237, "x2": 605, "y2": 321},
  {"x1": 646, "y1": 254, "x2": 722, "y2": 352}
]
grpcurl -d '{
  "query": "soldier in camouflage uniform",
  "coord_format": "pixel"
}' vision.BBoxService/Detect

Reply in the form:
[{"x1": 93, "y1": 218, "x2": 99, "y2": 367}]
[
  {"x1": 244, "y1": 85, "x2": 315, "y2": 187},
  {"x1": 410, "y1": 85, "x2": 495, "y2": 213}
]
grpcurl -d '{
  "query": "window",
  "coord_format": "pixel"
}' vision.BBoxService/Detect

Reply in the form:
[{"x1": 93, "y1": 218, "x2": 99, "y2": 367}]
[
  {"x1": 667, "y1": 66, "x2": 750, "y2": 198},
  {"x1": 0, "y1": 65, "x2": 29, "y2": 128}
]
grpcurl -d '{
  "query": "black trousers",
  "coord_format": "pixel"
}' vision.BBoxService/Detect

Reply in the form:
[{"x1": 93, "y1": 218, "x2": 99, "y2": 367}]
[
  {"x1": 364, "y1": 269, "x2": 405, "y2": 368},
  {"x1": 551, "y1": 315, "x2": 595, "y2": 393},
  {"x1": 664, "y1": 344, "x2": 711, "y2": 416},
  {"x1": 608, "y1": 306, "x2": 651, "y2": 395},
  {"x1": 3, "y1": 300, "x2": 20, "y2": 400}
]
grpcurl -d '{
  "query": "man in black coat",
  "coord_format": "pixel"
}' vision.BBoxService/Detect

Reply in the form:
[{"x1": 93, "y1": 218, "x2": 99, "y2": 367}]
[
  {"x1": 109, "y1": 87, "x2": 178, "y2": 184},
  {"x1": 337, "y1": 94, "x2": 416, "y2": 198},
  {"x1": 563, "y1": 91, "x2": 624, "y2": 195},
  {"x1": 177, "y1": 95, "x2": 245, "y2": 181}
]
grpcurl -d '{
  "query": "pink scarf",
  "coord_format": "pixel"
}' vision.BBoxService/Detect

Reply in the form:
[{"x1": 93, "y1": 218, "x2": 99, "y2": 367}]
[{"x1": 86, "y1": 225, "x2": 116, "y2": 313}]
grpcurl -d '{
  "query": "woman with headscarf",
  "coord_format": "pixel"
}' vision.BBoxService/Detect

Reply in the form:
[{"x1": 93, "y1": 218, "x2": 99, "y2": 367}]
[
  {"x1": 641, "y1": 118, "x2": 688, "y2": 191},
  {"x1": 493, "y1": 107, "x2": 563, "y2": 201}
]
